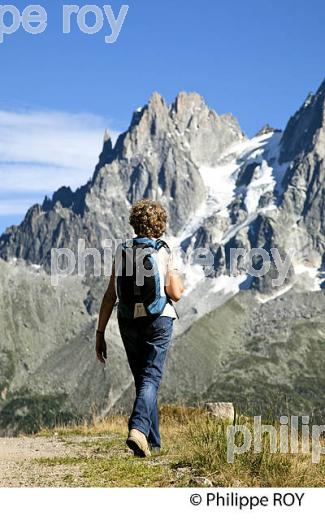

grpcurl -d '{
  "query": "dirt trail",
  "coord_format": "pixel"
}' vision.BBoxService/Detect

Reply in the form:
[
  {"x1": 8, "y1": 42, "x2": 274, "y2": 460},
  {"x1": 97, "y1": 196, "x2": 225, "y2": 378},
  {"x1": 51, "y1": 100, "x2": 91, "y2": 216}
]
[
  {"x1": 0, "y1": 432, "x2": 195, "y2": 488},
  {"x1": 0, "y1": 436, "x2": 86, "y2": 487}
]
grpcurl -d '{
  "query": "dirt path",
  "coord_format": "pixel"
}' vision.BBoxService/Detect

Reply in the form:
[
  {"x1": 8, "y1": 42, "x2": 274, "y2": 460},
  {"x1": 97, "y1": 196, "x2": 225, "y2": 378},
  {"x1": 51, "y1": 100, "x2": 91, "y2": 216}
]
[
  {"x1": 0, "y1": 435, "x2": 91, "y2": 487},
  {"x1": 0, "y1": 433, "x2": 192, "y2": 487}
]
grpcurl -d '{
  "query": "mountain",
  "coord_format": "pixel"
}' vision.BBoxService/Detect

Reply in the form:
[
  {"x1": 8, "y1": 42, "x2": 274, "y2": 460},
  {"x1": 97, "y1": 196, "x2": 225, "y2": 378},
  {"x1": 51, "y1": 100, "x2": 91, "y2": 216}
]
[
  {"x1": 2, "y1": 84, "x2": 325, "y2": 293},
  {"x1": 0, "y1": 92, "x2": 243, "y2": 268},
  {"x1": 280, "y1": 80, "x2": 325, "y2": 266},
  {"x1": 1, "y1": 81, "x2": 325, "y2": 433}
]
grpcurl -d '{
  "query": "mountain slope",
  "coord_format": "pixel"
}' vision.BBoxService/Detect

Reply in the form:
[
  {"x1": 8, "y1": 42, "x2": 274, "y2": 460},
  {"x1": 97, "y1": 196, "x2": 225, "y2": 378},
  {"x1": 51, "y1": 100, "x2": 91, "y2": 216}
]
[{"x1": 161, "y1": 290, "x2": 325, "y2": 420}]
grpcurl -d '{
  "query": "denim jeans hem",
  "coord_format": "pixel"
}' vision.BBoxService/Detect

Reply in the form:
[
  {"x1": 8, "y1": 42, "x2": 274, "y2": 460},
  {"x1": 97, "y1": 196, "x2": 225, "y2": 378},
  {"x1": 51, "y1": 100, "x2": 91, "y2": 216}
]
[{"x1": 129, "y1": 422, "x2": 149, "y2": 438}]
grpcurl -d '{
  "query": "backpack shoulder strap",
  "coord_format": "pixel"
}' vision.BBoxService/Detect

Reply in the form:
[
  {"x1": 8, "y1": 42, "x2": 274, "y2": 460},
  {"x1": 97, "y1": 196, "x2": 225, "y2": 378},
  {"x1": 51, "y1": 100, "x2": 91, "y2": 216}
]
[
  {"x1": 120, "y1": 239, "x2": 134, "y2": 251},
  {"x1": 155, "y1": 239, "x2": 170, "y2": 253},
  {"x1": 132, "y1": 237, "x2": 156, "y2": 249}
]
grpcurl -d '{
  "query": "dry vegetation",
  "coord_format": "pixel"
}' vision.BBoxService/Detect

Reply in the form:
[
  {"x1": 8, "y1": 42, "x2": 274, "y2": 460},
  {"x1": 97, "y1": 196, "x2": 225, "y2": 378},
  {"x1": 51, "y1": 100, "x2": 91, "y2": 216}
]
[{"x1": 35, "y1": 405, "x2": 325, "y2": 487}]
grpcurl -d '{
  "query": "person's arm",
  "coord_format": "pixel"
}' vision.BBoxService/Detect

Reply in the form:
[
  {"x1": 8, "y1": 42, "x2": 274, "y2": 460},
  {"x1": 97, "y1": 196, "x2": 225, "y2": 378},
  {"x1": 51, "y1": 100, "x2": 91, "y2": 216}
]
[
  {"x1": 165, "y1": 271, "x2": 184, "y2": 302},
  {"x1": 95, "y1": 266, "x2": 117, "y2": 364},
  {"x1": 164, "y1": 249, "x2": 184, "y2": 302}
]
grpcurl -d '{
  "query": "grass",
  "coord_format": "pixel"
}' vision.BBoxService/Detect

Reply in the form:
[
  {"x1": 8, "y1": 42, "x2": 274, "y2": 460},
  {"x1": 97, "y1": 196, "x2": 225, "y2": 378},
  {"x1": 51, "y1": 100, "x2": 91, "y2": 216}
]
[
  {"x1": 36, "y1": 405, "x2": 325, "y2": 487},
  {"x1": 183, "y1": 413, "x2": 325, "y2": 486},
  {"x1": 37, "y1": 454, "x2": 179, "y2": 487}
]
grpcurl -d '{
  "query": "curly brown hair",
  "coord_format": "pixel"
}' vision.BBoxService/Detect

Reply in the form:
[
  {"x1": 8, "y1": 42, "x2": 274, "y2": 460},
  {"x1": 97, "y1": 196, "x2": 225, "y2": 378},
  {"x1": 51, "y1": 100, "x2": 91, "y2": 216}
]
[{"x1": 129, "y1": 199, "x2": 167, "y2": 238}]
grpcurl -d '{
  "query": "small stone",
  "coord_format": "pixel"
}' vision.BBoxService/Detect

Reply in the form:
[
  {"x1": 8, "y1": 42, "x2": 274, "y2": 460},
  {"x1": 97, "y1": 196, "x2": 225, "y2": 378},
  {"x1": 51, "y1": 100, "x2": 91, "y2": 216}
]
[
  {"x1": 176, "y1": 466, "x2": 191, "y2": 474},
  {"x1": 191, "y1": 476, "x2": 213, "y2": 487},
  {"x1": 204, "y1": 402, "x2": 235, "y2": 422}
]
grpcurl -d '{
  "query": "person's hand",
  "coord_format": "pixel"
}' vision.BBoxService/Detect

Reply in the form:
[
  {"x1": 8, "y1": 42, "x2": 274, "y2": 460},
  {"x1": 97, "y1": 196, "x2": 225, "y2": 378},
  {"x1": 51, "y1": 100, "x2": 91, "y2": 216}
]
[{"x1": 96, "y1": 331, "x2": 107, "y2": 364}]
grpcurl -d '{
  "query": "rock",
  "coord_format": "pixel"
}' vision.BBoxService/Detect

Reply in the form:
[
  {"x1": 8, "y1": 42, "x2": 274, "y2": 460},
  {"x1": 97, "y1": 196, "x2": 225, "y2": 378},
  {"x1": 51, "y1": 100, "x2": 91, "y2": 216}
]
[
  {"x1": 190, "y1": 476, "x2": 214, "y2": 487},
  {"x1": 255, "y1": 124, "x2": 281, "y2": 136},
  {"x1": 204, "y1": 402, "x2": 235, "y2": 422},
  {"x1": 280, "y1": 80, "x2": 325, "y2": 163},
  {"x1": 176, "y1": 466, "x2": 191, "y2": 474}
]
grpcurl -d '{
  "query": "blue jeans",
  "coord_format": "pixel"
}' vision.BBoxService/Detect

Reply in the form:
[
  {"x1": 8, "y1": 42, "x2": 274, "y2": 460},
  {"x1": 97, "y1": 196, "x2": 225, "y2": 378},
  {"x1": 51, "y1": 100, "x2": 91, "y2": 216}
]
[{"x1": 118, "y1": 315, "x2": 173, "y2": 448}]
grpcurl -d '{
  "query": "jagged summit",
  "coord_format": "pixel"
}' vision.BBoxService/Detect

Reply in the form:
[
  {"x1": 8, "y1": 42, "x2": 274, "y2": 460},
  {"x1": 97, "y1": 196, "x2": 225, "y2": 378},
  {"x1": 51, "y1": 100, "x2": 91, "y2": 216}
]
[
  {"x1": 255, "y1": 124, "x2": 281, "y2": 137},
  {"x1": 278, "y1": 77, "x2": 325, "y2": 269},
  {"x1": 280, "y1": 78, "x2": 325, "y2": 163},
  {"x1": 0, "y1": 91, "x2": 243, "y2": 268},
  {"x1": 1, "y1": 80, "x2": 325, "y2": 296}
]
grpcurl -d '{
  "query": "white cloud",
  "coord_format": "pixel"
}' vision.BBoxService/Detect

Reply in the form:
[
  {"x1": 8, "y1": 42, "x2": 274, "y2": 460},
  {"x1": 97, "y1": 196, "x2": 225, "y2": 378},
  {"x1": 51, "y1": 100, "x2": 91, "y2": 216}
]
[
  {"x1": 0, "y1": 163, "x2": 94, "y2": 192},
  {"x1": 0, "y1": 108, "x2": 119, "y2": 218},
  {"x1": 0, "y1": 198, "x2": 42, "y2": 215}
]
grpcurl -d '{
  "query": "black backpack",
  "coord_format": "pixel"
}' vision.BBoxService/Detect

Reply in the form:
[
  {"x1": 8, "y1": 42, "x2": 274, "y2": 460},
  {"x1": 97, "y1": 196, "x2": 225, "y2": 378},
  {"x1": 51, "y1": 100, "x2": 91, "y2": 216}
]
[{"x1": 116, "y1": 237, "x2": 170, "y2": 319}]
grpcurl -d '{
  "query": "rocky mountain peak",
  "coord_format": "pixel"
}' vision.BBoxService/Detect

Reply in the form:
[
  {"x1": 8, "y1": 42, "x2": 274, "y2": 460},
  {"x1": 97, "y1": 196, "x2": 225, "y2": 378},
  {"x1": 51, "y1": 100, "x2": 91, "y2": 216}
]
[
  {"x1": 103, "y1": 128, "x2": 111, "y2": 143},
  {"x1": 171, "y1": 91, "x2": 205, "y2": 129},
  {"x1": 148, "y1": 91, "x2": 167, "y2": 110},
  {"x1": 0, "y1": 80, "x2": 325, "y2": 296},
  {"x1": 170, "y1": 91, "x2": 245, "y2": 166},
  {"x1": 277, "y1": 77, "x2": 325, "y2": 267},
  {"x1": 280, "y1": 79, "x2": 325, "y2": 163},
  {"x1": 255, "y1": 124, "x2": 281, "y2": 137},
  {"x1": 0, "y1": 91, "x2": 245, "y2": 267}
]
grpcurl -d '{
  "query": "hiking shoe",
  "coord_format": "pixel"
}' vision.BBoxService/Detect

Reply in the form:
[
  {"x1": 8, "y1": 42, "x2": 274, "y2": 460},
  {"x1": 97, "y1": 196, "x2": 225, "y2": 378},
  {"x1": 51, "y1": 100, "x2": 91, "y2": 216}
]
[{"x1": 126, "y1": 429, "x2": 151, "y2": 457}]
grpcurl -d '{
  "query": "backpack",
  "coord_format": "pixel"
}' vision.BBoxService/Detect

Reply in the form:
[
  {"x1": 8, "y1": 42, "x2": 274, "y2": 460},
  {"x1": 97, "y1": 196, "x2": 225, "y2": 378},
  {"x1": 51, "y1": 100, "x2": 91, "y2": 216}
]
[{"x1": 115, "y1": 237, "x2": 170, "y2": 319}]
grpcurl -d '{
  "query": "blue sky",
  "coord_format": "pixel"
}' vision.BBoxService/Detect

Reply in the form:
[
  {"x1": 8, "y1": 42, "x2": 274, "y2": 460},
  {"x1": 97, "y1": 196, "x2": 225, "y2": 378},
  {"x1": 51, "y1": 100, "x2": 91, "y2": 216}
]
[{"x1": 1, "y1": 0, "x2": 325, "y2": 232}]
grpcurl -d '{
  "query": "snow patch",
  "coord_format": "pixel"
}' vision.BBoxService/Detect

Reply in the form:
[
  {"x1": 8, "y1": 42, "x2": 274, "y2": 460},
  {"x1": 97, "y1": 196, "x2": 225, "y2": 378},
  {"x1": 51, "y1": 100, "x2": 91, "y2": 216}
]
[
  {"x1": 199, "y1": 162, "x2": 238, "y2": 212},
  {"x1": 167, "y1": 131, "x2": 292, "y2": 300},
  {"x1": 244, "y1": 160, "x2": 275, "y2": 213},
  {"x1": 209, "y1": 273, "x2": 247, "y2": 295},
  {"x1": 293, "y1": 263, "x2": 322, "y2": 291},
  {"x1": 256, "y1": 284, "x2": 293, "y2": 303}
]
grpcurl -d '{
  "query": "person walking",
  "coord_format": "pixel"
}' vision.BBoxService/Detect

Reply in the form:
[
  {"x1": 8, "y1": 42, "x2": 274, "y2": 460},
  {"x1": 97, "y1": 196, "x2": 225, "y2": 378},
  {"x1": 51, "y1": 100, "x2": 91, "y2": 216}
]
[{"x1": 95, "y1": 199, "x2": 184, "y2": 457}]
